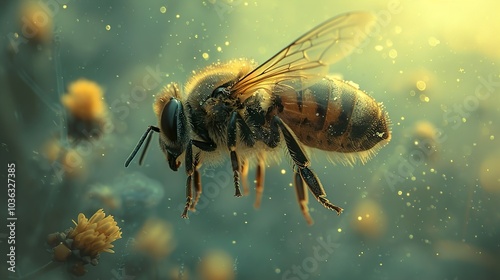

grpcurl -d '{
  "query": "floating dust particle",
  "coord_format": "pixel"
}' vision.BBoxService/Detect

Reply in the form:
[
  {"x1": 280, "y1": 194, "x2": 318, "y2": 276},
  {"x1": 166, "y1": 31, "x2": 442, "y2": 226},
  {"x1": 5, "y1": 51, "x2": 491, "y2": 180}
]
[
  {"x1": 217, "y1": 46, "x2": 222, "y2": 52},
  {"x1": 409, "y1": 234, "x2": 414, "y2": 239},
  {"x1": 337, "y1": 228, "x2": 342, "y2": 233},
  {"x1": 357, "y1": 216, "x2": 363, "y2": 221},
  {"x1": 202, "y1": 52, "x2": 209, "y2": 60},
  {"x1": 398, "y1": 190, "x2": 402, "y2": 195},
  {"x1": 386, "y1": 39, "x2": 393, "y2": 47},
  {"x1": 105, "y1": 24, "x2": 111, "y2": 31},
  {"x1": 224, "y1": 41, "x2": 230, "y2": 46},
  {"x1": 63, "y1": 4, "x2": 67, "y2": 9},
  {"x1": 275, "y1": 268, "x2": 281, "y2": 274},
  {"x1": 428, "y1": 36, "x2": 441, "y2": 47},
  {"x1": 389, "y1": 49, "x2": 398, "y2": 59},
  {"x1": 419, "y1": 94, "x2": 430, "y2": 103},
  {"x1": 176, "y1": 14, "x2": 180, "y2": 18},
  {"x1": 416, "y1": 80, "x2": 427, "y2": 91},
  {"x1": 374, "y1": 45, "x2": 384, "y2": 51},
  {"x1": 232, "y1": 240, "x2": 236, "y2": 244},
  {"x1": 490, "y1": 135, "x2": 495, "y2": 140},
  {"x1": 160, "y1": 6, "x2": 167, "y2": 13},
  {"x1": 394, "y1": 25, "x2": 402, "y2": 34},
  {"x1": 280, "y1": 169, "x2": 286, "y2": 175}
]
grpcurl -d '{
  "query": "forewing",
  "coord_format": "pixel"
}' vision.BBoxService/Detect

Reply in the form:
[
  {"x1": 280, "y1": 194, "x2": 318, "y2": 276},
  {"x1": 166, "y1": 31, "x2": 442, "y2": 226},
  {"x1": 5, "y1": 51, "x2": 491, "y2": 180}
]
[{"x1": 230, "y1": 12, "x2": 377, "y2": 100}]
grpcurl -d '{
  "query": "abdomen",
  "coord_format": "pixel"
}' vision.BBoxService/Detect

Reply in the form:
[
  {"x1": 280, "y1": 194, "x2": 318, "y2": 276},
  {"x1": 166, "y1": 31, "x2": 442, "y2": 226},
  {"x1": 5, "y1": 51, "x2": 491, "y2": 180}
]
[{"x1": 275, "y1": 77, "x2": 390, "y2": 155}]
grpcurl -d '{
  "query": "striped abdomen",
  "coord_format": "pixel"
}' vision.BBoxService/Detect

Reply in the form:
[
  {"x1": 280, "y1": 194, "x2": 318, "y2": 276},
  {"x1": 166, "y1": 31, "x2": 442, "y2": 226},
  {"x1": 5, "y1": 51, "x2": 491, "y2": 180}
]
[{"x1": 275, "y1": 77, "x2": 390, "y2": 154}]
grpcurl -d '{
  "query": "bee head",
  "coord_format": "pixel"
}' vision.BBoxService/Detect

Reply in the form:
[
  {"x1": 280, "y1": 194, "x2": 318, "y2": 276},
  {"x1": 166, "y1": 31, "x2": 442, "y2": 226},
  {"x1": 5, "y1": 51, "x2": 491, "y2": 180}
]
[{"x1": 154, "y1": 83, "x2": 188, "y2": 171}]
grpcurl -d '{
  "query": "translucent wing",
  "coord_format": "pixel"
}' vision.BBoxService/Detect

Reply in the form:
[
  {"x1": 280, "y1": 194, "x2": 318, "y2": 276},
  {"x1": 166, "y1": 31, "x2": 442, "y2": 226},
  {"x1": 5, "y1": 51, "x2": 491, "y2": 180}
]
[{"x1": 230, "y1": 12, "x2": 377, "y2": 100}]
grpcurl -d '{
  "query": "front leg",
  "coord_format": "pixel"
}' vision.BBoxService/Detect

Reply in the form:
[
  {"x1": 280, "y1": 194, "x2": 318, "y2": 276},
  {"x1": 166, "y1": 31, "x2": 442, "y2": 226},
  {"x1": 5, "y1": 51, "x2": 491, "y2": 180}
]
[
  {"x1": 190, "y1": 152, "x2": 202, "y2": 211},
  {"x1": 181, "y1": 141, "x2": 194, "y2": 218},
  {"x1": 181, "y1": 139, "x2": 216, "y2": 218}
]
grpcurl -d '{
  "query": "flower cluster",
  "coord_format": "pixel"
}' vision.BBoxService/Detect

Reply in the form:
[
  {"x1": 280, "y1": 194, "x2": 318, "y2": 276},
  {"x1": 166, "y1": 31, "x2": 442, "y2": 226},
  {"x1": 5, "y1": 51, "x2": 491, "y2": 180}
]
[
  {"x1": 47, "y1": 209, "x2": 122, "y2": 276},
  {"x1": 61, "y1": 79, "x2": 106, "y2": 121},
  {"x1": 61, "y1": 79, "x2": 109, "y2": 141}
]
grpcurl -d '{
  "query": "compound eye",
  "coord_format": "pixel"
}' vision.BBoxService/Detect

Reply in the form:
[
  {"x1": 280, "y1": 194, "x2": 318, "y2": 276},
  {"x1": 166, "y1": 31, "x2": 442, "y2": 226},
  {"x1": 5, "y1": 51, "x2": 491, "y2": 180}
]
[{"x1": 160, "y1": 98, "x2": 182, "y2": 143}]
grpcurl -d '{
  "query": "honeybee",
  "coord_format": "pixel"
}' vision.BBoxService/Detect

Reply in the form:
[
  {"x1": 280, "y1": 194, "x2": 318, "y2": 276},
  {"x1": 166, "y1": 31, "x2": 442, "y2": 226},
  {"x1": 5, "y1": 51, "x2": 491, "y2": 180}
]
[{"x1": 125, "y1": 12, "x2": 391, "y2": 225}]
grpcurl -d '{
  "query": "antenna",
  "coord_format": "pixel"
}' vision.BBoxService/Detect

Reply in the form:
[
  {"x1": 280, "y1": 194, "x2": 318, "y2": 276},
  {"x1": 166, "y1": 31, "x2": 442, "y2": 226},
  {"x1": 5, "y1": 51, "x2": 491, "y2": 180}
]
[{"x1": 125, "y1": 125, "x2": 160, "y2": 167}]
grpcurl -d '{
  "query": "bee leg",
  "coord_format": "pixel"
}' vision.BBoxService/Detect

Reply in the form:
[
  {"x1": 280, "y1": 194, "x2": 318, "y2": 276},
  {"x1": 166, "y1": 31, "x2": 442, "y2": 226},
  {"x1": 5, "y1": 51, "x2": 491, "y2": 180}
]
[
  {"x1": 254, "y1": 153, "x2": 265, "y2": 209},
  {"x1": 298, "y1": 167, "x2": 343, "y2": 214},
  {"x1": 273, "y1": 116, "x2": 343, "y2": 215},
  {"x1": 180, "y1": 140, "x2": 216, "y2": 216},
  {"x1": 294, "y1": 170, "x2": 314, "y2": 225},
  {"x1": 228, "y1": 112, "x2": 243, "y2": 197},
  {"x1": 190, "y1": 153, "x2": 202, "y2": 211},
  {"x1": 228, "y1": 111, "x2": 256, "y2": 197},
  {"x1": 241, "y1": 158, "x2": 250, "y2": 196},
  {"x1": 181, "y1": 142, "x2": 194, "y2": 218},
  {"x1": 237, "y1": 114, "x2": 257, "y2": 198}
]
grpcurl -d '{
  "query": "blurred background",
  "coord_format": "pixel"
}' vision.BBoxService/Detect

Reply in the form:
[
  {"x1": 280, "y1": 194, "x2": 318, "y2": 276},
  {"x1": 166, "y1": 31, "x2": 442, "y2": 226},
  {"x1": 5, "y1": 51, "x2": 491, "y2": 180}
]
[{"x1": 1, "y1": 0, "x2": 500, "y2": 279}]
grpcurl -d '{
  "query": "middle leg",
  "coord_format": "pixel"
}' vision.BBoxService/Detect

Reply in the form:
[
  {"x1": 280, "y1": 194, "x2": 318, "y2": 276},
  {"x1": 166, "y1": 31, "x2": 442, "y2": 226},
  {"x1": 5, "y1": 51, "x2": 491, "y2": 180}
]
[
  {"x1": 240, "y1": 158, "x2": 250, "y2": 196},
  {"x1": 227, "y1": 111, "x2": 256, "y2": 197},
  {"x1": 254, "y1": 153, "x2": 265, "y2": 209}
]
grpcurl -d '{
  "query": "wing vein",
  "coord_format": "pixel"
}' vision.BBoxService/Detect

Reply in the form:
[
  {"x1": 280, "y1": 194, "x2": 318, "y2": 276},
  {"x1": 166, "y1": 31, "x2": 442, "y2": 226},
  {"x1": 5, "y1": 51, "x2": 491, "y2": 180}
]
[{"x1": 230, "y1": 12, "x2": 377, "y2": 101}]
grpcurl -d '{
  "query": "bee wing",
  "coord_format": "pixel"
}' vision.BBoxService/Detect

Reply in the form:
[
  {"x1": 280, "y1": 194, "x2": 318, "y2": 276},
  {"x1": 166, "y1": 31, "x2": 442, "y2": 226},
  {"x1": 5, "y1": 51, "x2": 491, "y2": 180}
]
[{"x1": 230, "y1": 12, "x2": 377, "y2": 100}]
